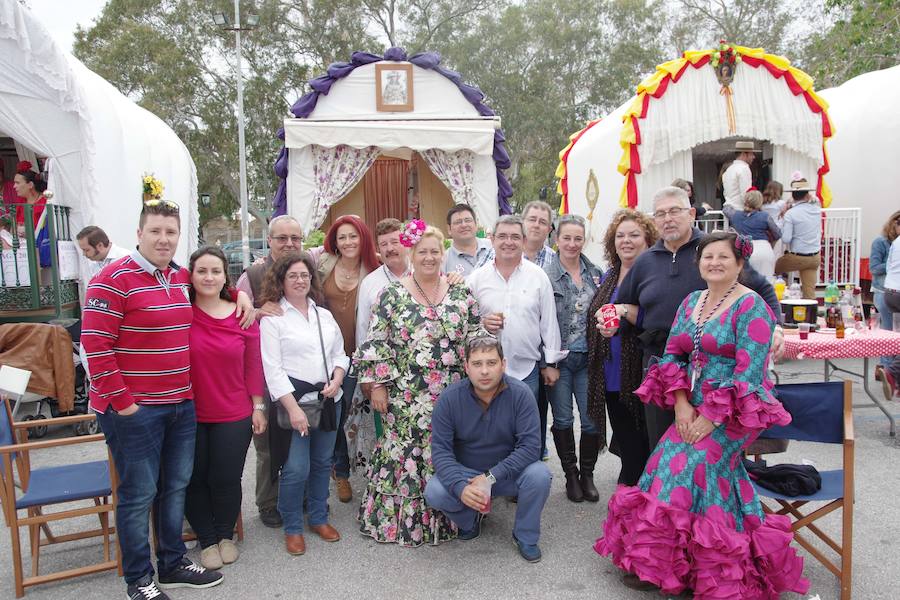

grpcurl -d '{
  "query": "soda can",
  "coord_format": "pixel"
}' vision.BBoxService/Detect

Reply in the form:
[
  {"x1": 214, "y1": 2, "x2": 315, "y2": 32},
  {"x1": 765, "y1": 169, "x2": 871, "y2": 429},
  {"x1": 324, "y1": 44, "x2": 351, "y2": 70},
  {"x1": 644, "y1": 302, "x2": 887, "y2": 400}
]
[{"x1": 600, "y1": 303, "x2": 620, "y2": 329}]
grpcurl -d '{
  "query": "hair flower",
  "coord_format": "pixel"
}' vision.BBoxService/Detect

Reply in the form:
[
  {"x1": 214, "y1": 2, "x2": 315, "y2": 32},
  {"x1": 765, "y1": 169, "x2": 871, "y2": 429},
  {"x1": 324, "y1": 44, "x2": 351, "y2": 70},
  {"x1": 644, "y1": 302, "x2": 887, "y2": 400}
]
[
  {"x1": 399, "y1": 219, "x2": 426, "y2": 248},
  {"x1": 735, "y1": 233, "x2": 754, "y2": 259}
]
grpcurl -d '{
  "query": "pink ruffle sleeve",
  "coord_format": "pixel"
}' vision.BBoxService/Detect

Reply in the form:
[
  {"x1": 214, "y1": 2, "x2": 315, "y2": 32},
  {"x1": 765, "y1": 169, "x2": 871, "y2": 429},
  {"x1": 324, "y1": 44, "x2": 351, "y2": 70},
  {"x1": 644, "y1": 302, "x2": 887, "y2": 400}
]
[
  {"x1": 634, "y1": 361, "x2": 691, "y2": 410},
  {"x1": 696, "y1": 380, "x2": 792, "y2": 433}
]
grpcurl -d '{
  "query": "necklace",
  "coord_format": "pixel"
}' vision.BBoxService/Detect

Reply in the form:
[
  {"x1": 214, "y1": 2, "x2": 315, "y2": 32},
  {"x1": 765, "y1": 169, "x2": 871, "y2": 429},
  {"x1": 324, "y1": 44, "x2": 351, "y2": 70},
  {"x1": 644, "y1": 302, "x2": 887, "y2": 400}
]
[
  {"x1": 413, "y1": 275, "x2": 441, "y2": 308},
  {"x1": 689, "y1": 280, "x2": 739, "y2": 391}
]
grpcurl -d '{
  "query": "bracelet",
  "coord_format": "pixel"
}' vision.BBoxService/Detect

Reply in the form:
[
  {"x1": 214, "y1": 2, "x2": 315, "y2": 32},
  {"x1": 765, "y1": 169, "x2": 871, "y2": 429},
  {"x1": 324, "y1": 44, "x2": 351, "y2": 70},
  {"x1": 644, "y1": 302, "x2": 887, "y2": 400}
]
[{"x1": 253, "y1": 403, "x2": 267, "y2": 411}]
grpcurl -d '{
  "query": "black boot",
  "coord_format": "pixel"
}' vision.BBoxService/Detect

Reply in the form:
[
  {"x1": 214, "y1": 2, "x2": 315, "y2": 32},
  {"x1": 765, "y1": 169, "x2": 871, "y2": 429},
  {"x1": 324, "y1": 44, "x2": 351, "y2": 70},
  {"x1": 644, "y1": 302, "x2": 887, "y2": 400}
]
[
  {"x1": 551, "y1": 427, "x2": 583, "y2": 502},
  {"x1": 579, "y1": 433, "x2": 602, "y2": 502}
]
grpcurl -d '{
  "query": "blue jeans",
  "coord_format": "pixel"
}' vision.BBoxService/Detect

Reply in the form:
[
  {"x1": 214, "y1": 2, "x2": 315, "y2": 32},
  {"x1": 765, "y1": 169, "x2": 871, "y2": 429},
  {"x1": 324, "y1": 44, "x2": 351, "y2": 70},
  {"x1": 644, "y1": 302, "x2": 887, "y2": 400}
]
[
  {"x1": 520, "y1": 363, "x2": 547, "y2": 454},
  {"x1": 548, "y1": 352, "x2": 596, "y2": 433},
  {"x1": 278, "y1": 402, "x2": 342, "y2": 534},
  {"x1": 332, "y1": 375, "x2": 356, "y2": 478},
  {"x1": 97, "y1": 402, "x2": 196, "y2": 584},
  {"x1": 424, "y1": 462, "x2": 551, "y2": 545},
  {"x1": 874, "y1": 291, "x2": 894, "y2": 367}
]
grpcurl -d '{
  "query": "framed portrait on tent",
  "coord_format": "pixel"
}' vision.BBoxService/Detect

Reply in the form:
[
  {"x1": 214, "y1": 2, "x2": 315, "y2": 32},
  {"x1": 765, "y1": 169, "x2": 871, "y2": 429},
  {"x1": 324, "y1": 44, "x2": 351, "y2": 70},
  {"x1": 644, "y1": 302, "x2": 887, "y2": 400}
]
[{"x1": 376, "y1": 63, "x2": 414, "y2": 112}]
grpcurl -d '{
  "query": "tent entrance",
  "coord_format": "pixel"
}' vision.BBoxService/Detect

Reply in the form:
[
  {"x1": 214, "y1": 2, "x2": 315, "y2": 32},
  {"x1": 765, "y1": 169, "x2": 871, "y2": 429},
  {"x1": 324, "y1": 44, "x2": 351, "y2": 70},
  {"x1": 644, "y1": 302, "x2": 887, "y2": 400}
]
[{"x1": 691, "y1": 138, "x2": 774, "y2": 209}]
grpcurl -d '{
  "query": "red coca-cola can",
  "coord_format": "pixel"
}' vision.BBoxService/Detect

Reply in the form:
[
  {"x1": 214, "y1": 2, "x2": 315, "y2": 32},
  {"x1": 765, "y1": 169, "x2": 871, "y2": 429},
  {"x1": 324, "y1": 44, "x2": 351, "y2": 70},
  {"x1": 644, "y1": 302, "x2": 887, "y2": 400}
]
[{"x1": 600, "y1": 303, "x2": 620, "y2": 328}]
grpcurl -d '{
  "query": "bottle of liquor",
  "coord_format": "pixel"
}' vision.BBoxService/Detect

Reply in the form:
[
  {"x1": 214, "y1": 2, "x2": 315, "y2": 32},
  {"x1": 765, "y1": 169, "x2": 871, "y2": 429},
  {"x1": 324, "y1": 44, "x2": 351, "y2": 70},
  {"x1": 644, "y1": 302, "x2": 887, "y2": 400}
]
[{"x1": 835, "y1": 314, "x2": 845, "y2": 339}]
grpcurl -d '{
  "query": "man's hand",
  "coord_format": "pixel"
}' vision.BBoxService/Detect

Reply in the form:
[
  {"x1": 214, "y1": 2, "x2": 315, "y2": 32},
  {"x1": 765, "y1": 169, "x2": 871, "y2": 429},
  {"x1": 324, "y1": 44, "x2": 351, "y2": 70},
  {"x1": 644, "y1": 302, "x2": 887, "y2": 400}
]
[
  {"x1": 460, "y1": 476, "x2": 489, "y2": 512},
  {"x1": 117, "y1": 403, "x2": 140, "y2": 416},
  {"x1": 771, "y1": 325, "x2": 785, "y2": 362},
  {"x1": 257, "y1": 301, "x2": 284, "y2": 319},
  {"x1": 482, "y1": 313, "x2": 504, "y2": 334},
  {"x1": 446, "y1": 271, "x2": 464, "y2": 286},
  {"x1": 541, "y1": 366, "x2": 560, "y2": 387},
  {"x1": 253, "y1": 256, "x2": 266, "y2": 266},
  {"x1": 371, "y1": 385, "x2": 389, "y2": 414},
  {"x1": 234, "y1": 291, "x2": 255, "y2": 329}
]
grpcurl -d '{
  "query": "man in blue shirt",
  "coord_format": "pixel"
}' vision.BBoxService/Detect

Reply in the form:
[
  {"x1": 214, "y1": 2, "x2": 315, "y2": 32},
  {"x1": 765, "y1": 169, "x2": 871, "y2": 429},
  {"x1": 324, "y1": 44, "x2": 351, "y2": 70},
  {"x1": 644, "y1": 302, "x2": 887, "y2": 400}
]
[{"x1": 425, "y1": 335, "x2": 552, "y2": 562}]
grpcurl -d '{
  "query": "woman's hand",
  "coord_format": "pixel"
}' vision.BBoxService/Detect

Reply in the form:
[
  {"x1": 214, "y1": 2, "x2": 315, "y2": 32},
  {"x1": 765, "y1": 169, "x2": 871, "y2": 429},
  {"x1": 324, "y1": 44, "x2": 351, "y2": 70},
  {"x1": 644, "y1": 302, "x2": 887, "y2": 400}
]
[
  {"x1": 289, "y1": 406, "x2": 309, "y2": 436},
  {"x1": 674, "y1": 397, "x2": 696, "y2": 441},
  {"x1": 322, "y1": 368, "x2": 346, "y2": 398},
  {"x1": 370, "y1": 385, "x2": 389, "y2": 414},
  {"x1": 594, "y1": 307, "x2": 619, "y2": 338},
  {"x1": 257, "y1": 301, "x2": 284, "y2": 318},
  {"x1": 685, "y1": 414, "x2": 716, "y2": 445},
  {"x1": 252, "y1": 408, "x2": 268, "y2": 435}
]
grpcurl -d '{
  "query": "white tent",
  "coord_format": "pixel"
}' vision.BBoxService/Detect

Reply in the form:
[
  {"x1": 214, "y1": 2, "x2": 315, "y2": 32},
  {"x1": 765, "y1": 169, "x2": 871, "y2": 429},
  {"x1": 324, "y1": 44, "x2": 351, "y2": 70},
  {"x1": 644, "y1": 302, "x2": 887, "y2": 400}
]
[
  {"x1": 558, "y1": 46, "x2": 833, "y2": 263},
  {"x1": 283, "y1": 58, "x2": 503, "y2": 234},
  {"x1": 0, "y1": 1, "x2": 198, "y2": 265},
  {"x1": 818, "y1": 65, "x2": 900, "y2": 257}
]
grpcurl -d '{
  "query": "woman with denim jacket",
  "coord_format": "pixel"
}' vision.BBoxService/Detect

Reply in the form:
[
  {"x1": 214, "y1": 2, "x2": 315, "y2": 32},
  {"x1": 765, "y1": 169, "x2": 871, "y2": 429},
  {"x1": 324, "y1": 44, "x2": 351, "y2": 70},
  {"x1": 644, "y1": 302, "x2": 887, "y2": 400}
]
[
  {"x1": 544, "y1": 214, "x2": 603, "y2": 502},
  {"x1": 870, "y1": 210, "x2": 900, "y2": 381},
  {"x1": 587, "y1": 209, "x2": 658, "y2": 487}
]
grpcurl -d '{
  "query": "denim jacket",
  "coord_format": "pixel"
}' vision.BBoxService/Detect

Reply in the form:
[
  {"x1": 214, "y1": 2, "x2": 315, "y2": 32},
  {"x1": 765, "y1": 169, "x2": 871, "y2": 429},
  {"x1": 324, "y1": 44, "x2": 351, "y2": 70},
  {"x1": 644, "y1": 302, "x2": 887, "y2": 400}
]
[
  {"x1": 870, "y1": 235, "x2": 891, "y2": 292},
  {"x1": 544, "y1": 254, "x2": 602, "y2": 352}
]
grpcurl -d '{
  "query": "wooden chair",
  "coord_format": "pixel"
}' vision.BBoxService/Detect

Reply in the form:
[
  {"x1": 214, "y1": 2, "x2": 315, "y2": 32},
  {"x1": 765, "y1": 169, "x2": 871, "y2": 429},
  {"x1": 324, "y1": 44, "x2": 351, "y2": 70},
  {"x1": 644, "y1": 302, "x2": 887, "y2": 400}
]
[
  {"x1": 751, "y1": 380, "x2": 854, "y2": 600},
  {"x1": 0, "y1": 397, "x2": 120, "y2": 597}
]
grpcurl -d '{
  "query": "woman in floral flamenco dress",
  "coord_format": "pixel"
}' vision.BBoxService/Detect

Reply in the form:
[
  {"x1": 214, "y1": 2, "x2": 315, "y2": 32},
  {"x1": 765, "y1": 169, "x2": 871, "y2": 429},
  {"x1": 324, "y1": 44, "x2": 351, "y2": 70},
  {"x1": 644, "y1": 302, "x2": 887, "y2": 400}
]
[
  {"x1": 595, "y1": 231, "x2": 809, "y2": 599},
  {"x1": 354, "y1": 222, "x2": 481, "y2": 546}
]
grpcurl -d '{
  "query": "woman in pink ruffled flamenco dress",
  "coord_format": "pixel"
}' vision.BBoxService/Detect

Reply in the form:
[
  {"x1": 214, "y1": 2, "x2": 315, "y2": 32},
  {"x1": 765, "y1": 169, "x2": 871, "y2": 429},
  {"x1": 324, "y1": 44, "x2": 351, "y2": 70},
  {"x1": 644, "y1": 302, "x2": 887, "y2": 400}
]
[{"x1": 594, "y1": 230, "x2": 809, "y2": 599}]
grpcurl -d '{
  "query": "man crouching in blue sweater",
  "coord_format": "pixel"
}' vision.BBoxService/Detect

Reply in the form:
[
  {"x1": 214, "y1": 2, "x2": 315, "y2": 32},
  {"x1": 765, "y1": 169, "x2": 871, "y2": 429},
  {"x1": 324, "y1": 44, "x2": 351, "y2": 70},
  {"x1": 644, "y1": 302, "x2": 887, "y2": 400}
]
[{"x1": 425, "y1": 334, "x2": 552, "y2": 562}]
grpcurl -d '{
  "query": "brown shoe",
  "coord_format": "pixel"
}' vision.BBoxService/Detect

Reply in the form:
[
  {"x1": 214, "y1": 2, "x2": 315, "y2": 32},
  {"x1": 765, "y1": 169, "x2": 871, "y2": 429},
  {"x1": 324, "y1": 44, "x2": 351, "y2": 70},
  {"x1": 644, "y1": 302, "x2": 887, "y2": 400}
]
[
  {"x1": 334, "y1": 476, "x2": 353, "y2": 503},
  {"x1": 308, "y1": 523, "x2": 341, "y2": 542},
  {"x1": 285, "y1": 533, "x2": 306, "y2": 555}
]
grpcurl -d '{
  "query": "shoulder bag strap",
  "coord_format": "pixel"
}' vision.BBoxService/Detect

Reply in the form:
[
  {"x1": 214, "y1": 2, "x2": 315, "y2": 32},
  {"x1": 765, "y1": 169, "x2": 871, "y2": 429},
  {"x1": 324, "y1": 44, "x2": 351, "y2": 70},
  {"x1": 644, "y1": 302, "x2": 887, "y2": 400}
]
[{"x1": 313, "y1": 305, "x2": 331, "y2": 380}]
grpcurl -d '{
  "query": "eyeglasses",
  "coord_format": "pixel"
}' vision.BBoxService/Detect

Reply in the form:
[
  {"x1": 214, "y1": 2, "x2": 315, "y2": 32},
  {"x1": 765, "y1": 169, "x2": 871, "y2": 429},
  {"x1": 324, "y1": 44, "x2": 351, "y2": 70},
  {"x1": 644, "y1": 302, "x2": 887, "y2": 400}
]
[
  {"x1": 286, "y1": 272, "x2": 311, "y2": 281},
  {"x1": 451, "y1": 217, "x2": 475, "y2": 226},
  {"x1": 142, "y1": 199, "x2": 180, "y2": 212},
  {"x1": 271, "y1": 235, "x2": 303, "y2": 244},
  {"x1": 652, "y1": 207, "x2": 690, "y2": 220}
]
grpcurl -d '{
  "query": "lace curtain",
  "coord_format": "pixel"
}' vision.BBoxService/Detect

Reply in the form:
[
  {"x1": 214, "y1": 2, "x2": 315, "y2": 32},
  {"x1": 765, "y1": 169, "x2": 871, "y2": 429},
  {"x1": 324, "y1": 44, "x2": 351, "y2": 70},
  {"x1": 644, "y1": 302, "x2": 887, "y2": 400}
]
[
  {"x1": 419, "y1": 149, "x2": 476, "y2": 206},
  {"x1": 310, "y1": 144, "x2": 380, "y2": 228}
]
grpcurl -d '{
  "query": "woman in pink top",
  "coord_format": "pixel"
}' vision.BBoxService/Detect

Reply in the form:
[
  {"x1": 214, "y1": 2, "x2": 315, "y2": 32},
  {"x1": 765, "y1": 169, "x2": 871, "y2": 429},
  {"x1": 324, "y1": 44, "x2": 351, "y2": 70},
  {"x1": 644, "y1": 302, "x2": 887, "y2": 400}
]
[{"x1": 185, "y1": 246, "x2": 266, "y2": 570}]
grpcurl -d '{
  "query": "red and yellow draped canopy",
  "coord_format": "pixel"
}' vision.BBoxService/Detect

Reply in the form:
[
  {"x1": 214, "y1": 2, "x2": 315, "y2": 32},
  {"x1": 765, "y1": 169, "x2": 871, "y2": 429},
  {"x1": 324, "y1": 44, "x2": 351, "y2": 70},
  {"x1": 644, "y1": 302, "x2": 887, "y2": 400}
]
[{"x1": 556, "y1": 45, "x2": 834, "y2": 214}]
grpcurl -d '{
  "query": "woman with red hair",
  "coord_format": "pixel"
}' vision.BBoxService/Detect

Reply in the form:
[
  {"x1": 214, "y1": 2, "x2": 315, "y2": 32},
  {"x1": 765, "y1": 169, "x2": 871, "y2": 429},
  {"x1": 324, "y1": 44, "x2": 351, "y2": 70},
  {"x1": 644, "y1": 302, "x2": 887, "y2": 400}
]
[{"x1": 307, "y1": 215, "x2": 379, "y2": 502}]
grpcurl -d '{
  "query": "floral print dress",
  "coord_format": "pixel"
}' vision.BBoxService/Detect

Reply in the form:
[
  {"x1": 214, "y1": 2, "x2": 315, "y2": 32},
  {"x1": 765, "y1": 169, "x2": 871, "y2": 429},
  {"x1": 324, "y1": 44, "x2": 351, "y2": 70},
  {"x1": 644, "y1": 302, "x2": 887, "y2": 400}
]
[
  {"x1": 595, "y1": 291, "x2": 809, "y2": 599},
  {"x1": 353, "y1": 282, "x2": 481, "y2": 546}
]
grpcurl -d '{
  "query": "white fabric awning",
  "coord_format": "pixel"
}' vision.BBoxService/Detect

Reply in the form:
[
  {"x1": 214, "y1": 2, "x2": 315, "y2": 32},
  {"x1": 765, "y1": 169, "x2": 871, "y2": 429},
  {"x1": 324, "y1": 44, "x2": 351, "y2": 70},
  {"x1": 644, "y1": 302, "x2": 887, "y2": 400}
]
[{"x1": 283, "y1": 117, "x2": 499, "y2": 155}]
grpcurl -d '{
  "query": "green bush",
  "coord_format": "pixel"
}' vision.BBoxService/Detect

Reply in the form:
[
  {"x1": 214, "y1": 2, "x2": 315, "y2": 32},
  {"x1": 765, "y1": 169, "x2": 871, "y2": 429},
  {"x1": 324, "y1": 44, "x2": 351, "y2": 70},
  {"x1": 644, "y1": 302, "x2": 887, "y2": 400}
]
[{"x1": 304, "y1": 229, "x2": 325, "y2": 249}]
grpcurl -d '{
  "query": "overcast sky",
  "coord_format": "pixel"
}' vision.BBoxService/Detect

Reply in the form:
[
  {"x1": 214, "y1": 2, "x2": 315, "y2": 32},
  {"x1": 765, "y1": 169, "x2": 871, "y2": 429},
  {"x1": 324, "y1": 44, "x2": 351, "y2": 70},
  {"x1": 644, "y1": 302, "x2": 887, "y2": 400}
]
[{"x1": 23, "y1": 0, "x2": 108, "y2": 52}]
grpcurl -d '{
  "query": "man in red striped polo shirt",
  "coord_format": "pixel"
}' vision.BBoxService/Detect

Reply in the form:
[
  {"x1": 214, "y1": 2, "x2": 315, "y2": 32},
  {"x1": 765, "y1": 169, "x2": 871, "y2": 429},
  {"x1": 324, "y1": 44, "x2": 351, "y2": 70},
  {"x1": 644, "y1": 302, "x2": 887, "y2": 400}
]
[{"x1": 83, "y1": 201, "x2": 223, "y2": 600}]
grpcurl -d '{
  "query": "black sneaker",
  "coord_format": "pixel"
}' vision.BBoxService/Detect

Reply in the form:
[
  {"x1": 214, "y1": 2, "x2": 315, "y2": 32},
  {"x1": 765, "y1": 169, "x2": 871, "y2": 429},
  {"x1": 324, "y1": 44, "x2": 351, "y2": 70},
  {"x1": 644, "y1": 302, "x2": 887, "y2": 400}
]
[
  {"x1": 158, "y1": 558, "x2": 223, "y2": 590},
  {"x1": 127, "y1": 575, "x2": 171, "y2": 600},
  {"x1": 458, "y1": 513, "x2": 484, "y2": 541}
]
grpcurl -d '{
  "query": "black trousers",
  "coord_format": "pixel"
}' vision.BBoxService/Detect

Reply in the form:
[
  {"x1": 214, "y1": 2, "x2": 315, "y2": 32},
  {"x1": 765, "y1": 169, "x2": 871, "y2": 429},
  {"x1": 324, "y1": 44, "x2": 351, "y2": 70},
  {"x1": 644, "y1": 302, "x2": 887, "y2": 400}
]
[
  {"x1": 185, "y1": 417, "x2": 253, "y2": 548},
  {"x1": 641, "y1": 346, "x2": 674, "y2": 455},
  {"x1": 606, "y1": 391, "x2": 650, "y2": 486}
]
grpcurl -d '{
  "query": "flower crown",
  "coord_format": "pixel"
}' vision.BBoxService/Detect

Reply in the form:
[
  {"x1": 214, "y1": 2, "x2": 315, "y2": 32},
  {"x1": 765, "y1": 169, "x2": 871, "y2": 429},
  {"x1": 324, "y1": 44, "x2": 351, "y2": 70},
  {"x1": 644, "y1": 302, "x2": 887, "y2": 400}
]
[
  {"x1": 399, "y1": 219, "x2": 426, "y2": 248},
  {"x1": 734, "y1": 233, "x2": 753, "y2": 259}
]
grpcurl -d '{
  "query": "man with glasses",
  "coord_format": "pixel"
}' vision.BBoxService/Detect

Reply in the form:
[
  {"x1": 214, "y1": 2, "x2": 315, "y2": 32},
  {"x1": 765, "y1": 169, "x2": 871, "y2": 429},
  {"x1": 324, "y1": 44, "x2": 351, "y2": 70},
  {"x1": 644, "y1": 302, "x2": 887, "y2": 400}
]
[
  {"x1": 443, "y1": 204, "x2": 493, "y2": 277},
  {"x1": 521, "y1": 200, "x2": 556, "y2": 267},
  {"x1": 426, "y1": 334, "x2": 551, "y2": 563},
  {"x1": 235, "y1": 215, "x2": 303, "y2": 528},
  {"x1": 83, "y1": 200, "x2": 227, "y2": 599},
  {"x1": 467, "y1": 214, "x2": 564, "y2": 461},
  {"x1": 602, "y1": 186, "x2": 783, "y2": 450}
]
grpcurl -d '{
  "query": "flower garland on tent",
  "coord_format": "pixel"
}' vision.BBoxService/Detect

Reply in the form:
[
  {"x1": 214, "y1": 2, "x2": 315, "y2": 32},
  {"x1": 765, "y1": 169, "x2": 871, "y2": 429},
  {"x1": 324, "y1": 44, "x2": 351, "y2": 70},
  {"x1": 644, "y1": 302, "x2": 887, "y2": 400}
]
[
  {"x1": 554, "y1": 117, "x2": 603, "y2": 215},
  {"x1": 271, "y1": 47, "x2": 513, "y2": 217},
  {"x1": 616, "y1": 44, "x2": 833, "y2": 210}
]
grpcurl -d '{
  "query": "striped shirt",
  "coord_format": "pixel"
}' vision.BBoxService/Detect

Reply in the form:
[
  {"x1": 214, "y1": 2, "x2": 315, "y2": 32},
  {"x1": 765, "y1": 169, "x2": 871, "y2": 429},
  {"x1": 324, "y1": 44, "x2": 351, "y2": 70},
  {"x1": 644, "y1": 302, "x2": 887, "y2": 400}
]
[{"x1": 83, "y1": 250, "x2": 194, "y2": 413}]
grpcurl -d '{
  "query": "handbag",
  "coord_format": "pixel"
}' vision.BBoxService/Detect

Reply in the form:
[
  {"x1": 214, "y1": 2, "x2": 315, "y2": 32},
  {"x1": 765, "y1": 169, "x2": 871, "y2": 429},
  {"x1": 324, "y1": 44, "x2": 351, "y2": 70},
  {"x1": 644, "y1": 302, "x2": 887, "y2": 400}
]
[{"x1": 275, "y1": 305, "x2": 338, "y2": 432}]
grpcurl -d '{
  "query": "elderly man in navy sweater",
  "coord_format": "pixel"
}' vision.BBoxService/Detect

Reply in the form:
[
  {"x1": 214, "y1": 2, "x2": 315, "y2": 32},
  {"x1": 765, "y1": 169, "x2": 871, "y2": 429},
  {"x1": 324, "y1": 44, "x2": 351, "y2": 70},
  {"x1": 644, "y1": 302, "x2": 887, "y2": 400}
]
[{"x1": 425, "y1": 335, "x2": 552, "y2": 563}]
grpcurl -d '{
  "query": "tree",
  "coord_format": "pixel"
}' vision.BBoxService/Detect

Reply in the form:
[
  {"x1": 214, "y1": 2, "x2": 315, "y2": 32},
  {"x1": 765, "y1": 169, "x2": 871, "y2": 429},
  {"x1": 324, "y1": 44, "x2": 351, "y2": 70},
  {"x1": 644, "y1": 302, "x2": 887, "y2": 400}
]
[
  {"x1": 672, "y1": 0, "x2": 798, "y2": 55},
  {"x1": 800, "y1": 0, "x2": 900, "y2": 89}
]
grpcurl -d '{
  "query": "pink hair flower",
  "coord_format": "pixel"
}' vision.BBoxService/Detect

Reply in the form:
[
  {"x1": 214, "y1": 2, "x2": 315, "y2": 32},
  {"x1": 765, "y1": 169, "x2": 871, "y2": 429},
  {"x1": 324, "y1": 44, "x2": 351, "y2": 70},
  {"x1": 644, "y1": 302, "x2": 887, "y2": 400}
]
[{"x1": 399, "y1": 219, "x2": 426, "y2": 248}]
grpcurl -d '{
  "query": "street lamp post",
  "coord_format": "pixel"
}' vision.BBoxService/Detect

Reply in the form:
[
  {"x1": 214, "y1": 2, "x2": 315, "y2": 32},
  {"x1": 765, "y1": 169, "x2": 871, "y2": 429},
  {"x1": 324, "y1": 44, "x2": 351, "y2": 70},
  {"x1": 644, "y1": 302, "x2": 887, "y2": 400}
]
[{"x1": 214, "y1": 2, "x2": 258, "y2": 270}]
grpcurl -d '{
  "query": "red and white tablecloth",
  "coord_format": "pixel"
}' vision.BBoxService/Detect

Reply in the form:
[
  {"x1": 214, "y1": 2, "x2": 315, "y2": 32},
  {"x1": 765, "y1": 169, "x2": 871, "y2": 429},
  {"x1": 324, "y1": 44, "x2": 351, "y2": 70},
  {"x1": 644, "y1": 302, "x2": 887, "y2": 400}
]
[{"x1": 783, "y1": 329, "x2": 900, "y2": 361}]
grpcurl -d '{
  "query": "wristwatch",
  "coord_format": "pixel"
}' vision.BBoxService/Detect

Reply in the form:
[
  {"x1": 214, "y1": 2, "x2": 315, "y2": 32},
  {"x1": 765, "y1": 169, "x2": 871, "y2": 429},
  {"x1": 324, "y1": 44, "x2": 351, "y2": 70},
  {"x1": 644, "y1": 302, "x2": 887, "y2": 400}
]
[
  {"x1": 545, "y1": 363, "x2": 559, "y2": 369},
  {"x1": 483, "y1": 471, "x2": 497, "y2": 484},
  {"x1": 253, "y1": 403, "x2": 267, "y2": 411}
]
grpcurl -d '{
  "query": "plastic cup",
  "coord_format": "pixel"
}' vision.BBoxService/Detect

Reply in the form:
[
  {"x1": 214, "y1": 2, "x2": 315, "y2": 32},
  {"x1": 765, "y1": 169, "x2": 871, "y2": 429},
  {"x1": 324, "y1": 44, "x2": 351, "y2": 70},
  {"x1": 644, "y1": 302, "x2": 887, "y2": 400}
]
[
  {"x1": 475, "y1": 478, "x2": 493, "y2": 514},
  {"x1": 798, "y1": 323, "x2": 810, "y2": 340}
]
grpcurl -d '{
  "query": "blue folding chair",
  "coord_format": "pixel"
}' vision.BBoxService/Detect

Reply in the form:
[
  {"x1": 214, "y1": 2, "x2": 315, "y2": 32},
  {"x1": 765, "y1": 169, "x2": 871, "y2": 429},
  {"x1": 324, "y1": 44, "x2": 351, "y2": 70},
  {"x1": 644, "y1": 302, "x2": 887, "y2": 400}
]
[
  {"x1": 752, "y1": 380, "x2": 854, "y2": 600},
  {"x1": 0, "y1": 396, "x2": 120, "y2": 597}
]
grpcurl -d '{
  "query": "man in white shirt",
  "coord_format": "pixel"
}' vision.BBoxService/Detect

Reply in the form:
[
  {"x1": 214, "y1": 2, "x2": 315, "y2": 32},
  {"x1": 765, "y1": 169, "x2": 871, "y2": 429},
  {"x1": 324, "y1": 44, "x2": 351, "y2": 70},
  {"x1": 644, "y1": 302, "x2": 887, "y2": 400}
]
[
  {"x1": 442, "y1": 204, "x2": 493, "y2": 277},
  {"x1": 722, "y1": 140, "x2": 760, "y2": 210},
  {"x1": 467, "y1": 214, "x2": 565, "y2": 458},
  {"x1": 521, "y1": 200, "x2": 556, "y2": 267},
  {"x1": 76, "y1": 225, "x2": 129, "y2": 289},
  {"x1": 356, "y1": 218, "x2": 410, "y2": 346}
]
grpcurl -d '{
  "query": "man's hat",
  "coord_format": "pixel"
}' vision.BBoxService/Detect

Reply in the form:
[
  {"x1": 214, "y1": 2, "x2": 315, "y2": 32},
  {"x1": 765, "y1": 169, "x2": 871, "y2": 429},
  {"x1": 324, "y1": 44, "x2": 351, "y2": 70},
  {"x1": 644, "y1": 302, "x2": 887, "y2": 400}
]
[
  {"x1": 788, "y1": 171, "x2": 815, "y2": 192},
  {"x1": 734, "y1": 140, "x2": 761, "y2": 153}
]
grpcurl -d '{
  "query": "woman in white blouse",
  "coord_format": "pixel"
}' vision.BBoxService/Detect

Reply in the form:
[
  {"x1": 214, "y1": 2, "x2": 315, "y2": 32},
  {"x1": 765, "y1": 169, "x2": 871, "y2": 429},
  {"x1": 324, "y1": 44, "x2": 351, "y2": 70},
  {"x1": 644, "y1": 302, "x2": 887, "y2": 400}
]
[{"x1": 259, "y1": 252, "x2": 349, "y2": 556}]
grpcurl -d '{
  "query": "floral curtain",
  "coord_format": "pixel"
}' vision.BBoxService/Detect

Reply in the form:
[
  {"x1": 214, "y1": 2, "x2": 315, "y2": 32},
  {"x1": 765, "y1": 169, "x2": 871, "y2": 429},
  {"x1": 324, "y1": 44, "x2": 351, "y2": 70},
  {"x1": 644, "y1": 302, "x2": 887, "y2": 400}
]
[
  {"x1": 419, "y1": 149, "x2": 476, "y2": 207},
  {"x1": 310, "y1": 144, "x2": 381, "y2": 228}
]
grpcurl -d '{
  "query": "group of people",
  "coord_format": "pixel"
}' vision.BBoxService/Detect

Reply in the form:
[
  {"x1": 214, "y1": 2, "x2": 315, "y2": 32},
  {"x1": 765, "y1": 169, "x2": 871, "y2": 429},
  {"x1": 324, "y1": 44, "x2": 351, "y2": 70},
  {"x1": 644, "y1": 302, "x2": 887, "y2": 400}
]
[
  {"x1": 82, "y1": 179, "x2": 815, "y2": 600},
  {"x1": 871, "y1": 209, "x2": 900, "y2": 397}
]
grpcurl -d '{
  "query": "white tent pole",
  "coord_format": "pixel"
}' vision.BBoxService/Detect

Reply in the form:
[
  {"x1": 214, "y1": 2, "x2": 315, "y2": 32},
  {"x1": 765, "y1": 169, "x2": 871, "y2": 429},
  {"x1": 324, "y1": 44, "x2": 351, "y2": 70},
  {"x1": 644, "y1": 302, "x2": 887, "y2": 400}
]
[{"x1": 234, "y1": 0, "x2": 250, "y2": 269}]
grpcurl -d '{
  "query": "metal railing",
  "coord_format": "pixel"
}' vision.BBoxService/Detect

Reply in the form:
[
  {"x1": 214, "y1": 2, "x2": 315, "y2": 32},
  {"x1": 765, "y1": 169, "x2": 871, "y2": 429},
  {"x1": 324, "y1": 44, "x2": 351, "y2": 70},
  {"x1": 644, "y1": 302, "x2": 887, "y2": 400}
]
[{"x1": 1, "y1": 204, "x2": 80, "y2": 321}]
